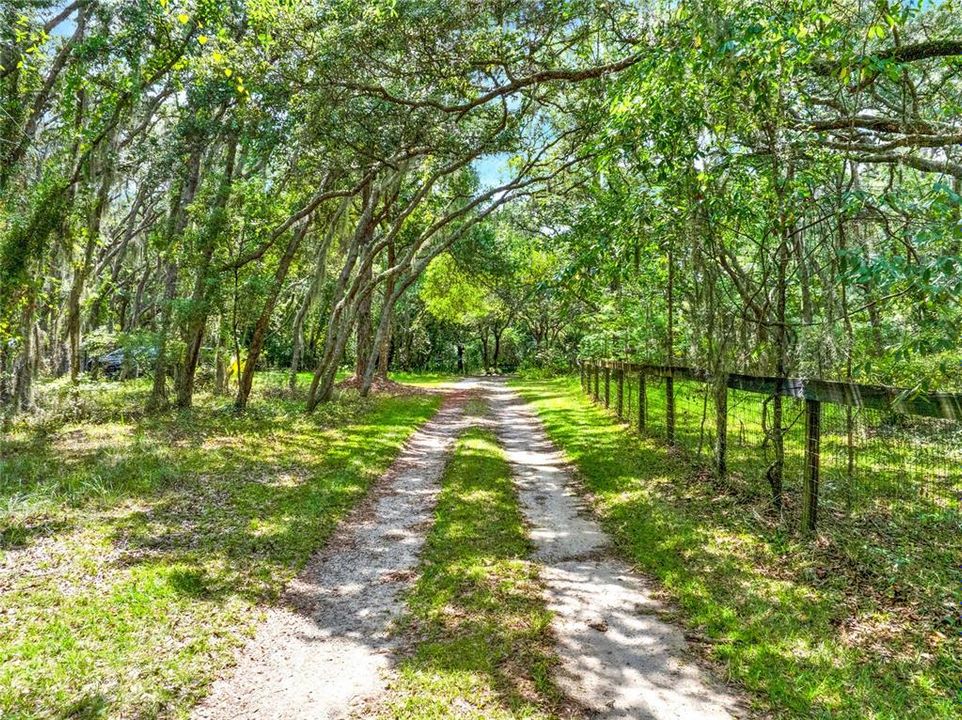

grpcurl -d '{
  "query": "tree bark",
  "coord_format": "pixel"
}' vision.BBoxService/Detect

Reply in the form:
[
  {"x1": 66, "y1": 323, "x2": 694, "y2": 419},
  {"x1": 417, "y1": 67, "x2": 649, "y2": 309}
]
[
  {"x1": 306, "y1": 184, "x2": 379, "y2": 409},
  {"x1": 67, "y1": 155, "x2": 112, "y2": 383},
  {"x1": 354, "y1": 259, "x2": 374, "y2": 379},
  {"x1": 177, "y1": 138, "x2": 238, "y2": 408},
  {"x1": 376, "y1": 240, "x2": 396, "y2": 378},
  {"x1": 148, "y1": 147, "x2": 203, "y2": 410},
  {"x1": 13, "y1": 294, "x2": 37, "y2": 412},
  {"x1": 480, "y1": 328, "x2": 490, "y2": 373},
  {"x1": 665, "y1": 236, "x2": 676, "y2": 444},
  {"x1": 288, "y1": 213, "x2": 337, "y2": 391},
  {"x1": 493, "y1": 325, "x2": 504, "y2": 371},
  {"x1": 214, "y1": 315, "x2": 227, "y2": 395},
  {"x1": 235, "y1": 222, "x2": 311, "y2": 411}
]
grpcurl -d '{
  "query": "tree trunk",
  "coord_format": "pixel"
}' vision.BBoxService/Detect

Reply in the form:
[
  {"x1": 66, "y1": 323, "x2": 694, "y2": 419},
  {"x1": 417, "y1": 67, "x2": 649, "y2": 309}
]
[
  {"x1": 769, "y1": 236, "x2": 788, "y2": 513},
  {"x1": 359, "y1": 265, "x2": 413, "y2": 396},
  {"x1": 354, "y1": 261, "x2": 373, "y2": 379},
  {"x1": 768, "y1": 171, "x2": 793, "y2": 513},
  {"x1": 214, "y1": 315, "x2": 227, "y2": 395},
  {"x1": 148, "y1": 147, "x2": 203, "y2": 411},
  {"x1": 177, "y1": 138, "x2": 238, "y2": 408},
  {"x1": 13, "y1": 294, "x2": 37, "y2": 412},
  {"x1": 67, "y1": 160, "x2": 112, "y2": 382},
  {"x1": 88, "y1": 183, "x2": 147, "y2": 330},
  {"x1": 665, "y1": 236, "x2": 676, "y2": 444},
  {"x1": 289, "y1": 222, "x2": 335, "y2": 391},
  {"x1": 376, "y1": 240, "x2": 396, "y2": 379},
  {"x1": 13, "y1": 297, "x2": 36, "y2": 410},
  {"x1": 235, "y1": 222, "x2": 310, "y2": 411},
  {"x1": 306, "y1": 186, "x2": 378, "y2": 410},
  {"x1": 479, "y1": 328, "x2": 490, "y2": 373},
  {"x1": 148, "y1": 260, "x2": 179, "y2": 409},
  {"x1": 126, "y1": 256, "x2": 155, "y2": 332}
]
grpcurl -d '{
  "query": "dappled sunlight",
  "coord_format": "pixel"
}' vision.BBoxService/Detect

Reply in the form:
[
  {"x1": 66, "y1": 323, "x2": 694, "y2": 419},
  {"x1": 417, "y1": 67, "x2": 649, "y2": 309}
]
[
  {"x1": 186, "y1": 388, "x2": 478, "y2": 719},
  {"x1": 383, "y1": 425, "x2": 564, "y2": 719},
  {"x1": 0, "y1": 383, "x2": 441, "y2": 718},
  {"x1": 510, "y1": 376, "x2": 960, "y2": 719},
  {"x1": 481, "y1": 377, "x2": 742, "y2": 719}
]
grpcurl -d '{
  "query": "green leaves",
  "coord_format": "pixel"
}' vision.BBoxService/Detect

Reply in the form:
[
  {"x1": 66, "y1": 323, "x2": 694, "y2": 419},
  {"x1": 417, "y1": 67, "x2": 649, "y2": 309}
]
[
  {"x1": 420, "y1": 254, "x2": 495, "y2": 327},
  {"x1": 866, "y1": 23, "x2": 887, "y2": 41}
]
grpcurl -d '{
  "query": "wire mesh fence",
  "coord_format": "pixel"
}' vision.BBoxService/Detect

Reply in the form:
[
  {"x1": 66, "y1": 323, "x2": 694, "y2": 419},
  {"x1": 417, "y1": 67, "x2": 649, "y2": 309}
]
[
  {"x1": 724, "y1": 388, "x2": 806, "y2": 501},
  {"x1": 580, "y1": 360, "x2": 961, "y2": 532},
  {"x1": 819, "y1": 406, "x2": 961, "y2": 515}
]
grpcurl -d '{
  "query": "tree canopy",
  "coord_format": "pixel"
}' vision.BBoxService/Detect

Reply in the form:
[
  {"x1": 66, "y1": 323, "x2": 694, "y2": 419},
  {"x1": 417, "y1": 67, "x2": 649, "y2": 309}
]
[{"x1": 2, "y1": 0, "x2": 960, "y2": 414}]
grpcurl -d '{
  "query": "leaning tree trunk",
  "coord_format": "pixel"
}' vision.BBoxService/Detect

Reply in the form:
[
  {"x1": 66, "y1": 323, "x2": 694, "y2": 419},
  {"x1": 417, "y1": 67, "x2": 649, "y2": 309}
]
[
  {"x1": 87, "y1": 183, "x2": 147, "y2": 330},
  {"x1": 288, "y1": 220, "x2": 335, "y2": 391},
  {"x1": 148, "y1": 147, "x2": 202, "y2": 411},
  {"x1": 360, "y1": 264, "x2": 413, "y2": 396},
  {"x1": 177, "y1": 138, "x2": 238, "y2": 408},
  {"x1": 307, "y1": 297, "x2": 360, "y2": 408},
  {"x1": 306, "y1": 189, "x2": 379, "y2": 410},
  {"x1": 67, "y1": 160, "x2": 112, "y2": 383},
  {"x1": 125, "y1": 256, "x2": 155, "y2": 332},
  {"x1": 235, "y1": 222, "x2": 310, "y2": 411}
]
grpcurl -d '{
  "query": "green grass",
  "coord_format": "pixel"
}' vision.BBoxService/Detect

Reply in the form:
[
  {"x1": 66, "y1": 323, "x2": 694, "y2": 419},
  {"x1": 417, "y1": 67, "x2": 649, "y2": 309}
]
[
  {"x1": 510, "y1": 376, "x2": 961, "y2": 720},
  {"x1": 0, "y1": 376, "x2": 441, "y2": 719},
  {"x1": 381, "y1": 428, "x2": 565, "y2": 720},
  {"x1": 389, "y1": 371, "x2": 460, "y2": 388}
]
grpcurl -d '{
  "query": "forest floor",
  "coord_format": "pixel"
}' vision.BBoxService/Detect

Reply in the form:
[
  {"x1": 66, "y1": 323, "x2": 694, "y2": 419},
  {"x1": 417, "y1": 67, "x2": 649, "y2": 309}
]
[
  {"x1": 2, "y1": 373, "x2": 956, "y2": 719},
  {"x1": 189, "y1": 377, "x2": 743, "y2": 720},
  {"x1": 0, "y1": 373, "x2": 443, "y2": 717}
]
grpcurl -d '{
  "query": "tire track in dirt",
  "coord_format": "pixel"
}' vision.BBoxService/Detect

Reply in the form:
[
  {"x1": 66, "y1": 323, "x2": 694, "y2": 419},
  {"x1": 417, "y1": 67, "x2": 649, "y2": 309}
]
[
  {"x1": 486, "y1": 378, "x2": 745, "y2": 720},
  {"x1": 192, "y1": 381, "x2": 477, "y2": 720}
]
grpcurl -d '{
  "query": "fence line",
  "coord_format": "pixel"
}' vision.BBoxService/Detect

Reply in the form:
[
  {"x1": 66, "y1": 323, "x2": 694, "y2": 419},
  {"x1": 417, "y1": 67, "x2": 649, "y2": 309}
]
[{"x1": 578, "y1": 359, "x2": 962, "y2": 532}]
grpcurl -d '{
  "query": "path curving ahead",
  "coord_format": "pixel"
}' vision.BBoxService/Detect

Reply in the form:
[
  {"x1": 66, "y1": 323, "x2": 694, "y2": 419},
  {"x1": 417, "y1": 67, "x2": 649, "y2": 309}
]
[
  {"x1": 192, "y1": 383, "x2": 476, "y2": 720},
  {"x1": 485, "y1": 378, "x2": 743, "y2": 720}
]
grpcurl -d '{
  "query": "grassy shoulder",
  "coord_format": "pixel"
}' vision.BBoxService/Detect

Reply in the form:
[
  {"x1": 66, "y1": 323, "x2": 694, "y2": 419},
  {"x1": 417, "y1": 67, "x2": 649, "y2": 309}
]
[
  {"x1": 382, "y1": 427, "x2": 566, "y2": 720},
  {"x1": 509, "y1": 376, "x2": 960, "y2": 720},
  {"x1": 0, "y1": 376, "x2": 441, "y2": 719}
]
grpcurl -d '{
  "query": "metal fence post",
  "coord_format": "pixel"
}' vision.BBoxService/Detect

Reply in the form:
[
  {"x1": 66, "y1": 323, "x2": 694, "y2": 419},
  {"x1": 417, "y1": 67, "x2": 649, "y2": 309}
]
[
  {"x1": 665, "y1": 372, "x2": 676, "y2": 444},
  {"x1": 638, "y1": 371, "x2": 647, "y2": 432},
  {"x1": 802, "y1": 398, "x2": 821, "y2": 533},
  {"x1": 616, "y1": 362, "x2": 624, "y2": 418},
  {"x1": 593, "y1": 362, "x2": 600, "y2": 401},
  {"x1": 715, "y1": 378, "x2": 728, "y2": 477},
  {"x1": 604, "y1": 363, "x2": 611, "y2": 408}
]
